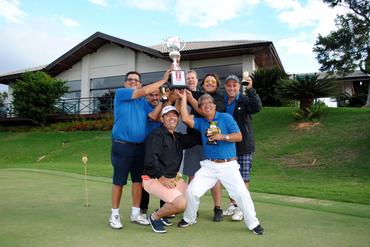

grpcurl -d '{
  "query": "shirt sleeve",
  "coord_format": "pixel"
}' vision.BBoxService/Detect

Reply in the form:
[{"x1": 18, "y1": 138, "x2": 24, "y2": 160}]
[
  {"x1": 193, "y1": 117, "x2": 202, "y2": 132},
  {"x1": 143, "y1": 98, "x2": 153, "y2": 114},
  {"x1": 143, "y1": 129, "x2": 164, "y2": 178},
  {"x1": 224, "y1": 113, "x2": 240, "y2": 133},
  {"x1": 115, "y1": 88, "x2": 134, "y2": 103}
]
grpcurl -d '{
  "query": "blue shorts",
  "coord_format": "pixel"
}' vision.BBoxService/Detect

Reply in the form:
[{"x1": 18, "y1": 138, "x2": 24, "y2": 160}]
[
  {"x1": 237, "y1": 154, "x2": 252, "y2": 182},
  {"x1": 111, "y1": 140, "x2": 145, "y2": 186}
]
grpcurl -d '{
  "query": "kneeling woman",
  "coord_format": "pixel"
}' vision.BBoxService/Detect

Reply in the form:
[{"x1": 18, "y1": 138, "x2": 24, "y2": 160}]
[{"x1": 142, "y1": 105, "x2": 200, "y2": 234}]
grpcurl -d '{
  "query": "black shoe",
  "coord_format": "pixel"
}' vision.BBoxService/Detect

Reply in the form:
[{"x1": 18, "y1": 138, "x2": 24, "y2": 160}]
[
  {"x1": 213, "y1": 207, "x2": 223, "y2": 222},
  {"x1": 149, "y1": 215, "x2": 167, "y2": 234},
  {"x1": 252, "y1": 224, "x2": 264, "y2": 235},
  {"x1": 161, "y1": 217, "x2": 173, "y2": 226},
  {"x1": 177, "y1": 219, "x2": 191, "y2": 228}
]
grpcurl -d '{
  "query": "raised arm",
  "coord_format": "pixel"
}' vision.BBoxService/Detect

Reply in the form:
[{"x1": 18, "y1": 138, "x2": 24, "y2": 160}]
[
  {"x1": 132, "y1": 69, "x2": 170, "y2": 99},
  {"x1": 177, "y1": 89, "x2": 194, "y2": 129}
]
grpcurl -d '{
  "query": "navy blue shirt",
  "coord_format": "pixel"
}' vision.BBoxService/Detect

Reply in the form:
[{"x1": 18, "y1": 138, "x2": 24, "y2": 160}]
[
  {"x1": 112, "y1": 88, "x2": 152, "y2": 143},
  {"x1": 193, "y1": 112, "x2": 240, "y2": 159}
]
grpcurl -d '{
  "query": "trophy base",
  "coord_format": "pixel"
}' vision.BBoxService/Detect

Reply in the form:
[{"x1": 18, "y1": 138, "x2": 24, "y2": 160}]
[
  {"x1": 170, "y1": 70, "x2": 187, "y2": 89},
  {"x1": 170, "y1": 85, "x2": 188, "y2": 89}
]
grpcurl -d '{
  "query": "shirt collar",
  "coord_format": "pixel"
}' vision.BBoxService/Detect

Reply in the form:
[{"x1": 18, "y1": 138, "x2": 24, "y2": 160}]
[{"x1": 224, "y1": 93, "x2": 240, "y2": 104}]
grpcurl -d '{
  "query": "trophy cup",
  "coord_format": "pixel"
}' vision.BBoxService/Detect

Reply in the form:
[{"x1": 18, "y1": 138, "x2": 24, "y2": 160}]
[
  {"x1": 241, "y1": 71, "x2": 250, "y2": 95},
  {"x1": 162, "y1": 36, "x2": 187, "y2": 89},
  {"x1": 206, "y1": 121, "x2": 221, "y2": 145}
]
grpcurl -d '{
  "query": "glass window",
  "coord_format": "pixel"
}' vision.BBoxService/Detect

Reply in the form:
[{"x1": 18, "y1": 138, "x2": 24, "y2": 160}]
[
  {"x1": 63, "y1": 80, "x2": 81, "y2": 99},
  {"x1": 65, "y1": 80, "x2": 81, "y2": 91},
  {"x1": 90, "y1": 76, "x2": 125, "y2": 90},
  {"x1": 141, "y1": 71, "x2": 166, "y2": 85}
]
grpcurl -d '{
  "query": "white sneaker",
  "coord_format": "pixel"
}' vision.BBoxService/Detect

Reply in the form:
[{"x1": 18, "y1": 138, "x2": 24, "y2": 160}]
[
  {"x1": 223, "y1": 204, "x2": 237, "y2": 216},
  {"x1": 231, "y1": 208, "x2": 243, "y2": 221},
  {"x1": 109, "y1": 214, "x2": 123, "y2": 229},
  {"x1": 131, "y1": 213, "x2": 150, "y2": 225}
]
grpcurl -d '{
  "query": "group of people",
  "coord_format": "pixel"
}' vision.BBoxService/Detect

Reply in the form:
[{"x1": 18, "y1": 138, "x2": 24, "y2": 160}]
[{"x1": 108, "y1": 68, "x2": 264, "y2": 235}]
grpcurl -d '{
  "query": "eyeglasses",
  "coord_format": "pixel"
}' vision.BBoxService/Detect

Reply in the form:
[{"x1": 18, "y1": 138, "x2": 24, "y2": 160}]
[{"x1": 127, "y1": 78, "x2": 140, "y2": 83}]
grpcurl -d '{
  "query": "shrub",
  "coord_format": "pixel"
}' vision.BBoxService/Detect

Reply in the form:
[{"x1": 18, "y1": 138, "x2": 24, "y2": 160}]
[
  {"x1": 12, "y1": 71, "x2": 68, "y2": 125},
  {"x1": 52, "y1": 116, "x2": 113, "y2": 131}
]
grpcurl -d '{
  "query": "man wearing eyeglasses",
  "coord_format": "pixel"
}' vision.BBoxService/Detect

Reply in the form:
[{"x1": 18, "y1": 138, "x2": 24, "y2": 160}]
[
  {"x1": 176, "y1": 91, "x2": 264, "y2": 235},
  {"x1": 109, "y1": 70, "x2": 170, "y2": 229}
]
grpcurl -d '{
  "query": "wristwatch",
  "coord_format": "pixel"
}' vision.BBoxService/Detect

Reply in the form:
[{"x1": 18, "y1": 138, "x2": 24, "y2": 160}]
[{"x1": 224, "y1": 135, "x2": 230, "y2": 141}]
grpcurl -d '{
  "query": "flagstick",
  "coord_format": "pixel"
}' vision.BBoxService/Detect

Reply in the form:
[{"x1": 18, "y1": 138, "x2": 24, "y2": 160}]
[
  {"x1": 84, "y1": 165, "x2": 89, "y2": 207},
  {"x1": 82, "y1": 154, "x2": 90, "y2": 207}
]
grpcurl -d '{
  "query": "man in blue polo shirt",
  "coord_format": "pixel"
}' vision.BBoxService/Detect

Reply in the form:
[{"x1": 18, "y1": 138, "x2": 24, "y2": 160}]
[
  {"x1": 109, "y1": 70, "x2": 169, "y2": 229},
  {"x1": 176, "y1": 91, "x2": 264, "y2": 235}
]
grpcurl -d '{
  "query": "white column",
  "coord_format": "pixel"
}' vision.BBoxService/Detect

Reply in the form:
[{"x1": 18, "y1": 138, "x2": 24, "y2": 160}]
[{"x1": 80, "y1": 54, "x2": 91, "y2": 114}]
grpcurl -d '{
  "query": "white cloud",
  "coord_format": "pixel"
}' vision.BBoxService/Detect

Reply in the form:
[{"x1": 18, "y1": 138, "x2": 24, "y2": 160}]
[
  {"x1": 276, "y1": 33, "x2": 313, "y2": 56},
  {"x1": 0, "y1": 22, "x2": 82, "y2": 74},
  {"x1": 175, "y1": 0, "x2": 260, "y2": 28},
  {"x1": 264, "y1": 0, "x2": 299, "y2": 10},
  {"x1": 88, "y1": 0, "x2": 107, "y2": 6},
  {"x1": 0, "y1": 0, "x2": 26, "y2": 23},
  {"x1": 59, "y1": 16, "x2": 80, "y2": 27},
  {"x1": 265, "y1": 0, "x2": 347, "y2": 35},
  {"x1": 125, "y1": 0, "x2": 171, "y2": 11}
]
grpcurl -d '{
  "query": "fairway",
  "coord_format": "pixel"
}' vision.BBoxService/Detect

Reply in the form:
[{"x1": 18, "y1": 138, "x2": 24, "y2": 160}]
[{"x1": 1, "y1": 169, "x2": 369, "y2": 247}]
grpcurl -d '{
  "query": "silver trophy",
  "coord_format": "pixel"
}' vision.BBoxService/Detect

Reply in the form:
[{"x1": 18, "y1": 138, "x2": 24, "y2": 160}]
[{"x1": 162, "y1": 36, "x2": 187, "y2": 88}]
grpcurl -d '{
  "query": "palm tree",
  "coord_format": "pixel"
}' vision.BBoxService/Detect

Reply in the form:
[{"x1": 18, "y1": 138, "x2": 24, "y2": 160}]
[
  {"x1": 278, "y1": 74, "x2": 339, "y2": 117},
  {"x1": 251, "y1": 67, "x2": 287, "y2": 106}
]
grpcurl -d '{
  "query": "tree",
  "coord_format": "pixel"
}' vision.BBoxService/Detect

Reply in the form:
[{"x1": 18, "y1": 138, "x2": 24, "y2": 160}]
[
  {"x1": 313, "y1": 0, "x2": 370, "y2": 106},
  {"x1": 251, "y1": 67, "x2": 288, "y2": 106},
  {"x1": 278, "y1": 74, "x2": 339, "y2": 118},
  {"x1": 12, "y1": 71, "x2": 68, "y2": 125},
  {"x1": 0, "y1": 91, "x2": 8, "y2": 106}
]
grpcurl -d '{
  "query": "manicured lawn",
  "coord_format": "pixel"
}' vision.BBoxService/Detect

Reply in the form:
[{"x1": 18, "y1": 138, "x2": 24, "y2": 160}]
[
  {"x1": 1, "y1": 169, "x2": 369, "y2": 247},
  {"x1": 1, "y1": 107, "x2": 369, "y2": 204}
]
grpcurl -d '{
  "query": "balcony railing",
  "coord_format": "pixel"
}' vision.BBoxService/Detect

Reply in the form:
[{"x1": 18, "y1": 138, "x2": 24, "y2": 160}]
[{"x1": 0, "y1": 96, "x2": 114, "y2": 119}]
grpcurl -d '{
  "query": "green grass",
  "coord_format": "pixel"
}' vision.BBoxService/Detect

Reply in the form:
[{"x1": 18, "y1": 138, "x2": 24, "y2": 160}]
[
  {"x1": 1, "y1": 169, "x2": 370, "y2": 247},
  {"x1": 0, "y1": 107, "x2": 369, "y2": 204}
]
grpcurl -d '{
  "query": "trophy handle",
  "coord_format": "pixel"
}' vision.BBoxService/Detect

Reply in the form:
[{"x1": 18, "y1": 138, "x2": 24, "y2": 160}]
[{"x1": 180, "y1": 41, "x2": 186, "y2": 51}]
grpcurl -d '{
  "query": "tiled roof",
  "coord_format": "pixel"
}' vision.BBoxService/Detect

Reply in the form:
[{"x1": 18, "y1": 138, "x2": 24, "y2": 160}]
[{"x1": 150, "y1": 40, "x2": 270, "y2": 53}]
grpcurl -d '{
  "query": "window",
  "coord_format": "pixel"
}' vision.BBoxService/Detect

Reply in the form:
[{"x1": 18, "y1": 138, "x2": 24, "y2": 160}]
[
  {"x1": 90, "y1": 76, "x2": 124, "y2": 97},
  {"x1": 63, "y1": 80, "x2": 81, "y2": 99}
]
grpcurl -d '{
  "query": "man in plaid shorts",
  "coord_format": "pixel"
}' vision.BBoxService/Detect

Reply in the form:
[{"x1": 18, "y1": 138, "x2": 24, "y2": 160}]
[{"x1": 223, "y1": 74, "x2": 262, "y2": 221}]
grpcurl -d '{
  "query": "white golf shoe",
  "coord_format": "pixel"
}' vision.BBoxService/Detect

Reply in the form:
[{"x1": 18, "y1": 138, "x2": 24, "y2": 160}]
[{"x1": 109, "y1": 214, "x2": 123, "y2": 229}]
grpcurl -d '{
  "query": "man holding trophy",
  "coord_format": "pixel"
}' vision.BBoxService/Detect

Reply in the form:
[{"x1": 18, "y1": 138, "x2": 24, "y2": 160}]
[{"x1": 177, "y1": 91, "x2": 264, "y2": 235}]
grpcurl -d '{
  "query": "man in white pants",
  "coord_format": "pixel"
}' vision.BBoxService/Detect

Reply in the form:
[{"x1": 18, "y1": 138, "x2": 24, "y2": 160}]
[{"x1": 176, "y1": 91, "x2": 264, "y2": 235}]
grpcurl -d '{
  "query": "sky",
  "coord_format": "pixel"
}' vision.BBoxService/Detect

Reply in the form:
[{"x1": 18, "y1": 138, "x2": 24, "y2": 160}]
[{"x1": 0, "y1": 0, "x2": 348, "y2": 92}]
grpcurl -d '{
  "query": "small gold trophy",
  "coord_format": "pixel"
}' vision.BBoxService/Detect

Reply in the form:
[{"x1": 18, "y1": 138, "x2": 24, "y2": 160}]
[
  {"x1": 175, "y1": 172, "x2": 183, "y2": 182},
  {"x1": 159, "y1": 85, "x2": 168, "y2": 103},
  {"x1": 206, "y1": 121, "x2": 221, "y2": 145}
]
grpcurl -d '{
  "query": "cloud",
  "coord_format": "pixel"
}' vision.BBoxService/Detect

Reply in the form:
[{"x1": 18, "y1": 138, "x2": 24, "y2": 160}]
[
  {"x1": 0, "y1": 0, "x2": 26, "y2": 23},
  {"x1": 175, "y1": 0, "x2": 260, "y2": 28},
  {"x1": 125, "y1": 0, "x2": 171, "y2": 11},
  {"x1": 276, "y1": 33, "x2": 313, "y2": 56},
  {"x1": 265, "y1": 0, "x2": 347, "y2": 35},
  {"x1": 88, "y1": 0, "x2": 107, "y2": 6},
  {"x1": 0, "y1": 22, "x2": 82, "y2": 74},
  {"x1": 59, "y1": 16, "x2": 80, "y2": 27}
]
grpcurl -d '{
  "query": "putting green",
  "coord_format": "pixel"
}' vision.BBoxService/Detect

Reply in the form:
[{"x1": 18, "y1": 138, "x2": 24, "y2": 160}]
[{"x1": 1, "y1": 169, "x2": 369, "y2": 247}]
